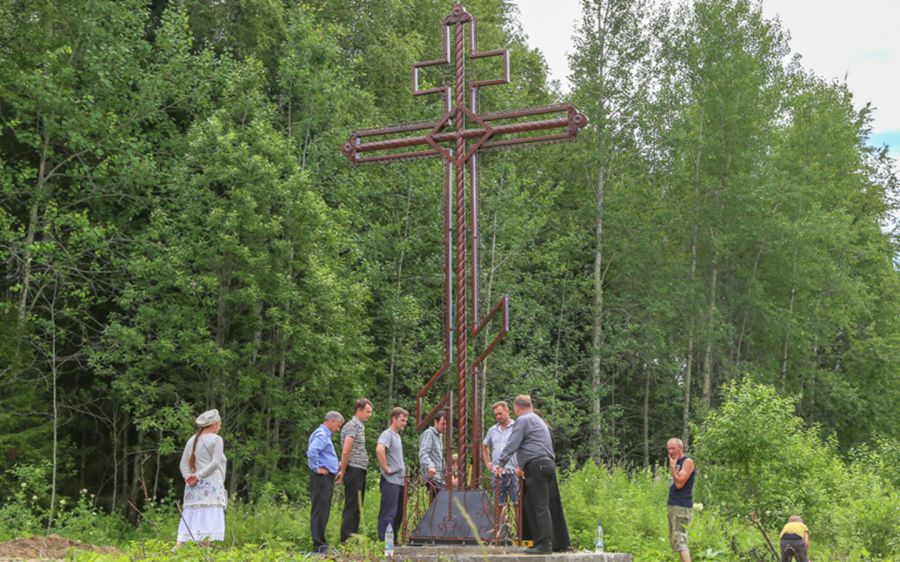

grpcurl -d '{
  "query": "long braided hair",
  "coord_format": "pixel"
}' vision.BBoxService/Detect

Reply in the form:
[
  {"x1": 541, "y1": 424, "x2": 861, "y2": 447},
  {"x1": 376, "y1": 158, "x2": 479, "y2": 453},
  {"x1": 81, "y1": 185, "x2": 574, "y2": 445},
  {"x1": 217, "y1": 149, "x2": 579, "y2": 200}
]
[{"x1": 188, "y1": 427, "x2": 204, "y2": 473}]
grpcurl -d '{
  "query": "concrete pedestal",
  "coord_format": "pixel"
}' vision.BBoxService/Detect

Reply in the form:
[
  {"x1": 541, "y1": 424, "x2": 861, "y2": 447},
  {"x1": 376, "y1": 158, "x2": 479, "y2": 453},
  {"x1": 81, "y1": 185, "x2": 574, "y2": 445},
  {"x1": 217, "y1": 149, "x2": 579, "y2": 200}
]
[{"x1": 392, "y1": 545, "x2": 632, "y2": 561}]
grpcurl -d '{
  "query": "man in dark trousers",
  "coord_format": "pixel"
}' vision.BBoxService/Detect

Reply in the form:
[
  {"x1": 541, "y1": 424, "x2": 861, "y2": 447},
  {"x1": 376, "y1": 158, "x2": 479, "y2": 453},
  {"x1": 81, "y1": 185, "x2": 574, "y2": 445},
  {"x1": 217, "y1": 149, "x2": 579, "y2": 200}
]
[
  {"x1": 306, "y1": 411, "x2": 344, "y2": 554},
  {"x1": 779, "y1": 515, "x2": 811, "y2": 562},
  {"x1": 375, "y1": 407, "x2": 408, "y2": 541},
  {"x1": 418, "y1": 410, "x2": 448, "y2": 502},
  {"x1": 336, "y1": 398, "x2": 373, "y2": 543},
  {"x1": 496, "y1": 394, "x2": 569, "y2": 555}
]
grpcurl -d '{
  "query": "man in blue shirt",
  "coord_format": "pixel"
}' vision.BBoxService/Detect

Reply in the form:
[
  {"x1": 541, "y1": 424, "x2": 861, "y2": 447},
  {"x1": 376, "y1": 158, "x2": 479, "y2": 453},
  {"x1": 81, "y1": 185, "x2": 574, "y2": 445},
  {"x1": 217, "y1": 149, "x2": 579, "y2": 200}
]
[
  {"x1": 307, "y1": 411, "x2": 344, "y2": 554},
  {"x1": 482, "y1": 401, "x2": 519, "y2": 506}
]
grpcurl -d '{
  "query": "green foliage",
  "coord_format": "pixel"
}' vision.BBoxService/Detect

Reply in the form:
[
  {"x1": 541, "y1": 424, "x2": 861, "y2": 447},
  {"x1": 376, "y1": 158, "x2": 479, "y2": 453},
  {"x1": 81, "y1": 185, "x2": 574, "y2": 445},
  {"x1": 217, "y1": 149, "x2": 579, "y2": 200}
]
[
  {"x1": 3, "y1": 440, "x2": 898, "y2": 560},
  {"x1": 0, "y1": 0, "x2": 897, "y2": 558},
  {"x1": 0, "y1": 464, "x2": 51, "y2": 540},
  {"x1": 694, "y1": 380, "x2": 828, "y2": 523},
  {"x1": 559, "y1": 462, "x2": 768, "y2": 560},
  {"x1": 68, "y1": 540, "x2": 299, "y2": 561},
  {"x1": 0, "y1": 464, "x2": 129, "y2": 544},
  {"x1": 695, "y1": 380, "x2": 899, "y2": 558},
  {"x1": 54, "y1": 489, "x2": 132, "y2": 545}
]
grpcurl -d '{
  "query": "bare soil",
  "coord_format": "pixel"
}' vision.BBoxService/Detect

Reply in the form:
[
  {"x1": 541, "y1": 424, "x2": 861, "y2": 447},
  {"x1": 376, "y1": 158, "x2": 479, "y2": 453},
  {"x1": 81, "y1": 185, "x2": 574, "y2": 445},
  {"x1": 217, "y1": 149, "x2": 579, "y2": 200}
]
[{"x1": 0, "y1": 534, "x2": 117, "y2": 560}]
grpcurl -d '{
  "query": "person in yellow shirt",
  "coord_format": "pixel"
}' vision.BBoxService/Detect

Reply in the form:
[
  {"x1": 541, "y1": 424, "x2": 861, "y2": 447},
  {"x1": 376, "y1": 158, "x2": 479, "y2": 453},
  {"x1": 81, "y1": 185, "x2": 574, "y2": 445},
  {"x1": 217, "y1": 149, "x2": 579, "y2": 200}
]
[{"x1": 779, "y1": 515, "x2": 810, "y2": 562}]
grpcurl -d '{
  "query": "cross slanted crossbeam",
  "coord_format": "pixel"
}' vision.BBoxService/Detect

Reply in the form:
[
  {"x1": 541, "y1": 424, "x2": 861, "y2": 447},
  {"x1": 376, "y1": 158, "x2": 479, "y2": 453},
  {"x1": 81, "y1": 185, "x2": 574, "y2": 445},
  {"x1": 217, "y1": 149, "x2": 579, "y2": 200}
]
[{"x1": 341, "y1": 3, "x2": 587, "y2": 527}]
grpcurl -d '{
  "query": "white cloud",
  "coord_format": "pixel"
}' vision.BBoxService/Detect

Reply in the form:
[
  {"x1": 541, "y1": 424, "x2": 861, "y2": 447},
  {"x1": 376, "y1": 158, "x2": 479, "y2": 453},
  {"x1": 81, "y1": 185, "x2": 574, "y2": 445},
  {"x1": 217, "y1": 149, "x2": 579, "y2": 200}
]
[
  {"x1": 513, "y1": 0, "x2": 899, "y2": 150},
  {"x1": 761, "y1": 0, "x2": 900, "y2": 132}
]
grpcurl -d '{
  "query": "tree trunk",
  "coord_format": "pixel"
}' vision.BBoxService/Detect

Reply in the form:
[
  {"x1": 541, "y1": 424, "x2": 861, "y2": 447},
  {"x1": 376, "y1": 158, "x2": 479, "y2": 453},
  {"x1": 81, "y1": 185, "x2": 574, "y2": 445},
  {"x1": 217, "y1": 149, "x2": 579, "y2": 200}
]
[
  {"x1": 683, "y1": 108, "x2": 703, "y2": 445},
  {"x1": 808, "y1": 338, "x2": 818, "y2": 423},
  {"x1": 111, "y1": 409, "x2": 119, "y2": 511},
  {"x1": 153, "y1": 429, "x2": 162, "y2": 499},
  {"x1": 19, "y1": 128, "x2": 51, "y2": 324},
  {"x1": 120, "y1": 412, "x2": 130, "y2": 514},
  {"x1": 19, "y1": 201, "x2": 40, "y2": 324},
  {"x1": 642, "y1": 367, "x2": 651, "y2": 469},
  {"x1": 213, "y1": 278, "x2": 228, "y2": 406},
  {"x1": 780, "y1": 251, "x2": 797, "y2": 390},
  {"x1": 274, "y1": 351, "x2": 285, "y2": 453},
  {"x1": 734, "y1": 245, "x2": 764, "y2": 367},
  {"x1": 682, "y1": 221, "x2": 700, "y2": 443},
  {"x1": 47, "y1": 284, "x2": 59, "y2": 529},
  {"x1": 591, "y1": 164, "x2": 605, "y2": 466},
  {"x1": 387, "y1": 183, "x2": 413, "y2": 403},
  {"x1": 130, "y1": 431, "x2": 145, "y2": 518},
  {"x1": 553, "y1": 277, "x2": 568, "y2": 382},
  {"x1": 702, "y1": 260, "x2": 717, "y2": 408},
  {"x1": 230, "y1": 459, "x2": 239, "y2": 497},
  {"x1": 272, "y1": 245, "x2": 293, "y2": 471},
  {"x1": 480, "y1": 210, "x2": 499, "y2": 436},
  {"x1": 589, "y1": 0, "x2": 612, "y2": 466}
]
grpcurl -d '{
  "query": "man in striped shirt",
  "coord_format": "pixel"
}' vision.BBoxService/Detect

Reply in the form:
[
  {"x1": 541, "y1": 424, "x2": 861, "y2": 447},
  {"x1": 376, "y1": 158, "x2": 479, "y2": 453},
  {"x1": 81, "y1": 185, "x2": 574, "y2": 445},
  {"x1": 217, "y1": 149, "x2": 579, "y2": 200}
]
[{"x1": 337, "y1": 398, "x2": 373, "y2": 543}]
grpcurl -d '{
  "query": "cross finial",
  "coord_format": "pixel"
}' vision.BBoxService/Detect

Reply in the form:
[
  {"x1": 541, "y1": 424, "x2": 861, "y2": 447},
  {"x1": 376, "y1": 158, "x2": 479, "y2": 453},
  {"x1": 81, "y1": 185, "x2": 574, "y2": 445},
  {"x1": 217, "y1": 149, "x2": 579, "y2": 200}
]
[
  {"x1": 444, "y1": 3, "x2": 473, "y2": 24},
  {"x1": 412, "y1": 2, "x2": 509, "y2": 113}
]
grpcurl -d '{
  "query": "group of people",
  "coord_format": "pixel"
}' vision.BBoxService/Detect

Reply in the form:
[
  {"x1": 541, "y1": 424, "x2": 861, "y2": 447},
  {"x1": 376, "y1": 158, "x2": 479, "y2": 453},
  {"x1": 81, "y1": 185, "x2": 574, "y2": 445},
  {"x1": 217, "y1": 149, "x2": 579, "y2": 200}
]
[
  {"x1": 174, "y1": 402, "x2": 810, "y2": 561},
  {"x1": 306, "y1": 400, "x2": 412, "y2": 553},
  {"x1": 304, "y1": 396, "x2": 565, "y2": 554}
]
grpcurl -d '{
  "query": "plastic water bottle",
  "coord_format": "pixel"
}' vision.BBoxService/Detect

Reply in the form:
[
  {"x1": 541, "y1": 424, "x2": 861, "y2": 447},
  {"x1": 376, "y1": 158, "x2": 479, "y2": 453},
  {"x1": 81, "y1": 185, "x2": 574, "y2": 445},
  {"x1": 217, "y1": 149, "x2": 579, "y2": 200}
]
[
  {"x1": 595, "y1": 519, "x2": 605, "y2": 552},
  {"x1": 384, "y1": 523, "x2": 394, "y2": 557}
]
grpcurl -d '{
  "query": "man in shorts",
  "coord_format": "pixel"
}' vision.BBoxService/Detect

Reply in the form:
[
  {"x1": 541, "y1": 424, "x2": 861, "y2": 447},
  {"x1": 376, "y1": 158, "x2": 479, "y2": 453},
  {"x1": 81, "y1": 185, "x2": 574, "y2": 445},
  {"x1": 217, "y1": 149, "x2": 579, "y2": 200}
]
[{"x1": 666, "y1": 438, "x2": 695, "y2": 562}]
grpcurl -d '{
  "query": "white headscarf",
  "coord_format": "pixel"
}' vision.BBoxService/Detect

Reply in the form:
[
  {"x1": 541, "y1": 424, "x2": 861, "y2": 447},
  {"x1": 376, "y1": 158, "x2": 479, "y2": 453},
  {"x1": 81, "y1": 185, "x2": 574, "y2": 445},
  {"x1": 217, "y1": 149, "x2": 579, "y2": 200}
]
[{"x1": 195, "y1": 409, "x2": 221, "y2": 427}]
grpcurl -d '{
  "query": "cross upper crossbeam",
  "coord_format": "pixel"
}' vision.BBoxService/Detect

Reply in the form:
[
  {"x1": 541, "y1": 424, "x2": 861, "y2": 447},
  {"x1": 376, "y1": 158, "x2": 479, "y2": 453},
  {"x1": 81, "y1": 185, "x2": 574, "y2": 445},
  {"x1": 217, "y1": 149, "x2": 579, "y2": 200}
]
[{"x1": 411, "y1": 3, "x2": 509, "y2": 110}]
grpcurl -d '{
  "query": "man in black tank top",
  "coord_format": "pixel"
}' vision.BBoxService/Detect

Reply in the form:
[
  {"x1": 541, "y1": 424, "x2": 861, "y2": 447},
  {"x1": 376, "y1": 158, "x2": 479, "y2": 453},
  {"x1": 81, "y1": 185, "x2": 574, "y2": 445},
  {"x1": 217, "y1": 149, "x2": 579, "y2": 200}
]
[{"x1": 666, "y1": 438, "x2": 695, "y2": 562}]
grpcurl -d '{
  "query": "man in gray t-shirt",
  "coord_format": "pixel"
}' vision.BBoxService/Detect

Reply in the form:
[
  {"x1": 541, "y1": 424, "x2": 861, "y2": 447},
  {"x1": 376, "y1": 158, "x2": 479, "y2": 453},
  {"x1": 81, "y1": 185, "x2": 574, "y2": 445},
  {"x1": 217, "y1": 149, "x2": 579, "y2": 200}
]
[{"x1": 375, "y1": 407, "x2": 408, "y2": 540}]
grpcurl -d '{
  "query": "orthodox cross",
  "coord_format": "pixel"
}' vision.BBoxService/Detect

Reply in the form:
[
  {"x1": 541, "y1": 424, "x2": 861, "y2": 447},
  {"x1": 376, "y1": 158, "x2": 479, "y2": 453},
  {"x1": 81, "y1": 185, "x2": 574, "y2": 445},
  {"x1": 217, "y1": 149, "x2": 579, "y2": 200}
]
[{"x1": 342, "y1": 3, "x2": 587, "y2": 489}]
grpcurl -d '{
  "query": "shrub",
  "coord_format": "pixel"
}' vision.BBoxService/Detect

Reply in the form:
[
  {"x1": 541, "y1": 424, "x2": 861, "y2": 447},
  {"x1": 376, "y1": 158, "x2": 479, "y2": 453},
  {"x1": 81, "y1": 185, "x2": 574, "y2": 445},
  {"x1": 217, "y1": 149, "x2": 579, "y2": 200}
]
[
  {"x1": 56, "y1": 489, "x2": 131, "y2": 545},
  {"x1": 558, "y1": 461, "x2": 770, "y2": 560},
  {"x1": 0, "y1": 463, "x2": 51, "y2": 540},
  {"x1": 694, "y1": 379, "x2": 899, "y2": 560}
]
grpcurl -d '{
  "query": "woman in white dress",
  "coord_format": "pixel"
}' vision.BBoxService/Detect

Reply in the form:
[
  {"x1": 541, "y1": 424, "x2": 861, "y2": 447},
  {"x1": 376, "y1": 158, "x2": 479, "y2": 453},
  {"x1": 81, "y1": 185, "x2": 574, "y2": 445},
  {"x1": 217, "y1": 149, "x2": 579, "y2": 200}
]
[{"x1": 177, "y1": 409, "x2": 227, "y2": 545}]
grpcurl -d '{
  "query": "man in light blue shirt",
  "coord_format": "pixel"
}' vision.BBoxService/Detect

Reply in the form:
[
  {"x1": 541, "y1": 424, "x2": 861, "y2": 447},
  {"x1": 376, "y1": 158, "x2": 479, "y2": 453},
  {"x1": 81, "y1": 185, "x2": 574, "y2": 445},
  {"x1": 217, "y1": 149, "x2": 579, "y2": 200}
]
[
  {"x1": 307, "y1": 411, "x2": 344, "y2": 554},
  {"x1": 482, "y1": 401, "x2": 519, "y2": 506}
]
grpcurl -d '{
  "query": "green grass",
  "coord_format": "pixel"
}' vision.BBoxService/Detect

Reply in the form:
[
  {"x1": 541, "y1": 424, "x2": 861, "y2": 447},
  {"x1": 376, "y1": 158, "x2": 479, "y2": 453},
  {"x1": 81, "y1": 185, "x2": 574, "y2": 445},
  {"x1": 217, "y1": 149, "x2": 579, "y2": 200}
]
[{"x1": 3, "y1": 462, "x2": 897, "y2": 560}]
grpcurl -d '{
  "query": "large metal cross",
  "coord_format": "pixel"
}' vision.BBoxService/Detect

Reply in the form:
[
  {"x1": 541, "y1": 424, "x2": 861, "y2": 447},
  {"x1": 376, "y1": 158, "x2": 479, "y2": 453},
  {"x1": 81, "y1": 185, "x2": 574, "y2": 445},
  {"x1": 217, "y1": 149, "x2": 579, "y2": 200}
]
[{"x1": 342, "y1": 3, "x2": 586, "y2": 497}]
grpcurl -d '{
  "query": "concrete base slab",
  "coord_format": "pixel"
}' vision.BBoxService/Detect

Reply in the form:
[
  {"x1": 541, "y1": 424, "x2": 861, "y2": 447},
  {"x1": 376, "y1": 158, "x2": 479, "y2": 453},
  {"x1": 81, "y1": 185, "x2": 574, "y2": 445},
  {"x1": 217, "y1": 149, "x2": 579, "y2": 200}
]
[{"x1": 391, "y1": 545, "x2": 631, "y2": 561}]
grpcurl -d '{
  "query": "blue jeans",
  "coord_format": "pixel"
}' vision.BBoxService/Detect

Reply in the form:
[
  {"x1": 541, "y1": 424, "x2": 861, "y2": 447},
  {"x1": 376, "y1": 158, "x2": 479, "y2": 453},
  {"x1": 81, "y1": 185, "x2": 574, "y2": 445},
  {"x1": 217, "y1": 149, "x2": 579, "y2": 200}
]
[
  {"x1": 492, "y1": 472, "x2": 520, "y2": 504},
  {"x1": 377, "y1": 476, "x2": 405, "y2": 540}
]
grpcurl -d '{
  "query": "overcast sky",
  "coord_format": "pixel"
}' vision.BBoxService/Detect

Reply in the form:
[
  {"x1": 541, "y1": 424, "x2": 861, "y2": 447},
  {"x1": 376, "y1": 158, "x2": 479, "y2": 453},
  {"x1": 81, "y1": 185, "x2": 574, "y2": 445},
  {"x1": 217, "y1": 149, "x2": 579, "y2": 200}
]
[{"x1": 512, "y1": 0, "x2": 899, "y2": 162}]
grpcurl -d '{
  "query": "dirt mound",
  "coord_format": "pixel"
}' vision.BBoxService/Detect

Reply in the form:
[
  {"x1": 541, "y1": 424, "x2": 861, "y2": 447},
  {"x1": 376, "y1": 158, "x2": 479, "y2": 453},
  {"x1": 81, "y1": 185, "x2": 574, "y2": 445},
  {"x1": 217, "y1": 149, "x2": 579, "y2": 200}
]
[{"x1": 0, "y1": 535, "x2": 117, "y2": 560}]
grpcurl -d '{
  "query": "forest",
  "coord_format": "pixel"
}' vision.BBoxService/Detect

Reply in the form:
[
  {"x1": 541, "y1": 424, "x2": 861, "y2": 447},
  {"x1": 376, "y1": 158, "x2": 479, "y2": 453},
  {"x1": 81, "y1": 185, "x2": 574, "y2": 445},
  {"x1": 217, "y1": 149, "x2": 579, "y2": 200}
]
[{"x1": 1, "y1": 0, "x2": 897, "y2": 559}]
